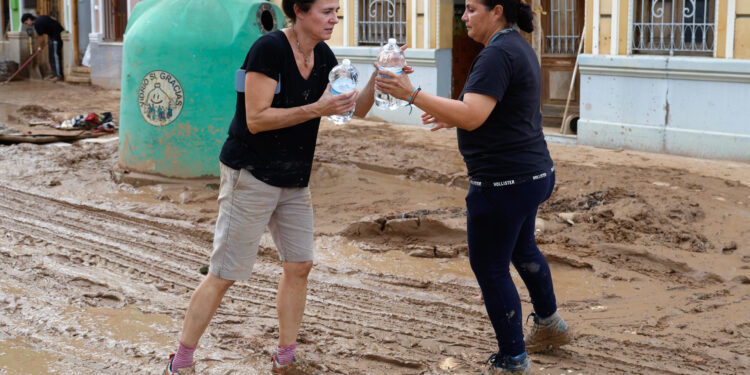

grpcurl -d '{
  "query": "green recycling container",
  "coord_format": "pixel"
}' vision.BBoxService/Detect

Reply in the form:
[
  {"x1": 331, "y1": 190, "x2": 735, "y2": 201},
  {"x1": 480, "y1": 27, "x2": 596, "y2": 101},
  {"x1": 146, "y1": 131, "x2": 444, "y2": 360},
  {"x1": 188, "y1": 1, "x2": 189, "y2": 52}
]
[{"x1": 119, "y1": 0, "x2": 285, "y2": 177}]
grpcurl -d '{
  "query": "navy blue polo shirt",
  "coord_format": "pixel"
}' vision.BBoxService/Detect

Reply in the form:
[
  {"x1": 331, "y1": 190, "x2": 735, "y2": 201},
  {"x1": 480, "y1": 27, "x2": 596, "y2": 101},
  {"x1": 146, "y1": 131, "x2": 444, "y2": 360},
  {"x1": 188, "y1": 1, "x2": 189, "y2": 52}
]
[{"x1": 457, "y1": 30, "x2": 553, "y2": 180}]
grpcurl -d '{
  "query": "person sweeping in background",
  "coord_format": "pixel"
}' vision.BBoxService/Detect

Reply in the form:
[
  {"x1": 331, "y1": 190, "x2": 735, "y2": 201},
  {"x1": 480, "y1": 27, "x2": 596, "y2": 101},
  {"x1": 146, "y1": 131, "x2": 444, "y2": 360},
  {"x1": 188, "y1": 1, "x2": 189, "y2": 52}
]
[
  {"x1": 22, "y1": 13, "x2": 64, "y2": 81},
  {"x1": 375, "y1": 0, "x2": 571, "y2": 373}
]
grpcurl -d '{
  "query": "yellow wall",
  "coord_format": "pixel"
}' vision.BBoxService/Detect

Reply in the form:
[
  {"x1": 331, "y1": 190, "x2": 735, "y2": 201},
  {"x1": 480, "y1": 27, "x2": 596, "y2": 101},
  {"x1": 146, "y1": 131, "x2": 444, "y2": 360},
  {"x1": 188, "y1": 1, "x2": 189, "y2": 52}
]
[
  {"x1": 737, "y1": 19, "x2": 750, "y2": 59},
  {"x1": 736, "y1": 1, "x2": 750, "y2": 59},
  {"x1": 270, "y1": 0, "x2": 283, "y2": 14},
  {"x1": 716, "y1": 0, "x2": 728, "y2": 58},
  {"x1": 347, "y1": 0, "x2": 356, "y2": 46},
  {"x1": 599, "y1": 0, "x2": 612, "y2": 54},
  {"x1": 617, "y1": 0, "x2": 628, "y2": 54},
  {"x1": 430, "y1": 0, "x2": 436, "y2": 48},
  {"x1": 417, "y1": 0, "x2": 425, "y2": 48},
  {"x1": 329, "y1": 6, "x2": 344, "y2": 46},
  {"x1": 599, "y1": 16, "x2": 611, "y2": 55},
  {"x1": 585, "y1": 0, "x2": 594, "y2": 53},
  {"x1": 439, "y1": 0, "x2": 453, "y2": 49}
]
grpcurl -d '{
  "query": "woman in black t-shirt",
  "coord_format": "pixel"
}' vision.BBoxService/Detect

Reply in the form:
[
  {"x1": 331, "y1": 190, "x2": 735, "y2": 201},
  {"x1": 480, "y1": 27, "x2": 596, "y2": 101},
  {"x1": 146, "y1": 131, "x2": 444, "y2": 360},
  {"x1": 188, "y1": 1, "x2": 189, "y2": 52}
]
[
  {"x1": 164, "y1": 0, "x2": 398, "y2": 374},
  {"x1": 376, "y1": 0, "x2": 572, "y2": 373}
]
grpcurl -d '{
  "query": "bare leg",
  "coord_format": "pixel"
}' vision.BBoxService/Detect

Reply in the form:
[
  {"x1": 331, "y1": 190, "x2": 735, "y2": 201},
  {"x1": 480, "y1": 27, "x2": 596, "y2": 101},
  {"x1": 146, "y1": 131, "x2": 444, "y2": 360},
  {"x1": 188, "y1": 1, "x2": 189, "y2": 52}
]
[
  {"x1": 179, "y1": 273, "x2": 235, "y2": 346},
  {"x1": 277, "y1": 261, "x2": 313, "y2": 346}
]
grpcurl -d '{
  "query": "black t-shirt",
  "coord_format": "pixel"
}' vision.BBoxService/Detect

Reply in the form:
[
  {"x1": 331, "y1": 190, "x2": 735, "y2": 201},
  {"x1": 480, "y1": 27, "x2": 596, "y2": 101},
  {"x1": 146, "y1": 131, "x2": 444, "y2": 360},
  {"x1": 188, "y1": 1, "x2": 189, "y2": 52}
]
[
  {"x1": 457, "y1": 30, "x2": 553, "y2": 180},
  {"x1": 220, "y1": 30, "x2": 337, "y2": 188},
  {"x1": 34, "y1": 16, "x2": 64, "y2": 39}
]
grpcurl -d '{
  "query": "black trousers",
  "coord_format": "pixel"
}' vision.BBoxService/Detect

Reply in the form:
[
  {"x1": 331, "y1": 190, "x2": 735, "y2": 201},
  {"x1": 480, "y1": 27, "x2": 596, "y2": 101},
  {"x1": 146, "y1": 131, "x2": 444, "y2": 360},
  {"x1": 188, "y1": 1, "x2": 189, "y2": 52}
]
[
  {"x1": 466, "y1": 172, "x2": 558, "y2": 357},
  {"x1": 48, "y1": 37, "x2": 63, "y2": 78}
]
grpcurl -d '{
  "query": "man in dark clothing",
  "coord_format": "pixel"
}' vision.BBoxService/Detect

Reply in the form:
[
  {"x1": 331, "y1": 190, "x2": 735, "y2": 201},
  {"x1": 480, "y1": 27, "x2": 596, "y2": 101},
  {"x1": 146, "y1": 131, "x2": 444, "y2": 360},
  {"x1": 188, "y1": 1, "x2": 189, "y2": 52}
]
[{"x1": 22, "y1": 13, "x2": 64, "y2": 81}]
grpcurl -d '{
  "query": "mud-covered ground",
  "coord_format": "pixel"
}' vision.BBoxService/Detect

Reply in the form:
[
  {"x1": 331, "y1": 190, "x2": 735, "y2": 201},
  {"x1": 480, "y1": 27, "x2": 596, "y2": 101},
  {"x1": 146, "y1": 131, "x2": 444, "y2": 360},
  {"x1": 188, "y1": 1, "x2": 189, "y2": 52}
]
[{"x1": 1, "y1": 81, "x2": 749, "y2": 374}]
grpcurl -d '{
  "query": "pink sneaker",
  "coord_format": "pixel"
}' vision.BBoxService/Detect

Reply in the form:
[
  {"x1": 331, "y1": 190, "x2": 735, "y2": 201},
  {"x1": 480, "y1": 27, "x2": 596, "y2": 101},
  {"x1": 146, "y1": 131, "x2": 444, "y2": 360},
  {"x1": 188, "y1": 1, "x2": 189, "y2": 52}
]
[{"x1": 163, "y1": 354, "x2": 195, "y2": 375}]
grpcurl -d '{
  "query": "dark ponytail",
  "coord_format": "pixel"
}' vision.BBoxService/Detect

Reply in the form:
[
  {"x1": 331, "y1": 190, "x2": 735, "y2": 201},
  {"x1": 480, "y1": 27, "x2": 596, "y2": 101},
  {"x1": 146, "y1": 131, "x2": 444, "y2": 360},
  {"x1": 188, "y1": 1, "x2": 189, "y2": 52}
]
[
  {"x1": 480, "y1": 0, "x2": 534, "y2": 33},
  {"x1": 517, "y1": 2, "x2": 534, "y2": 33}
]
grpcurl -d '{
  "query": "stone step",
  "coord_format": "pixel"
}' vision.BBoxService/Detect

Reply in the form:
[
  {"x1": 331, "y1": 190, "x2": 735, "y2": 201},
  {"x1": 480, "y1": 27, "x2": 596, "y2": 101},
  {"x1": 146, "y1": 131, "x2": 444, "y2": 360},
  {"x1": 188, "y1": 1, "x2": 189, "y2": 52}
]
[
  {"x1": 71, "y1": 66, "x2": 91, "y2": 74},
  {"x1": 65, "y1": 74, "x2": 91, "y2": 84}
]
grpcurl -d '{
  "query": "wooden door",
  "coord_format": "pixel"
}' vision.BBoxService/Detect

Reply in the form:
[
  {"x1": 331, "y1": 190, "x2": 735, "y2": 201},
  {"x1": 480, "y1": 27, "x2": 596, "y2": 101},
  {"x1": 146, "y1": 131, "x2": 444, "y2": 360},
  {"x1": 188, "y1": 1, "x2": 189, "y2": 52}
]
[
  {"x1": 540, "y1": 0, "x2": 584, "y2": 129},
  {"x1": 35, "y1": 0, "x2": 62, "y2": 22},
  {"x1": 451, "y1": 3, "x2": 483, "y2": 99},
  {"x1": 113, "y1": 0, "x2": 128, "y2": 42}
]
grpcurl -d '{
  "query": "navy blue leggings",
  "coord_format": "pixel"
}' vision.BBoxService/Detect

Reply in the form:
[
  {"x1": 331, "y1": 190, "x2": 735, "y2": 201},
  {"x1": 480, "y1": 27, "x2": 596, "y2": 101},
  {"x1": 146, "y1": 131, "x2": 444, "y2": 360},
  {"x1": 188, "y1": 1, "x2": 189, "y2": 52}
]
[{"x1": 466, "y1": 173, "x2": 558, "y2": 357}]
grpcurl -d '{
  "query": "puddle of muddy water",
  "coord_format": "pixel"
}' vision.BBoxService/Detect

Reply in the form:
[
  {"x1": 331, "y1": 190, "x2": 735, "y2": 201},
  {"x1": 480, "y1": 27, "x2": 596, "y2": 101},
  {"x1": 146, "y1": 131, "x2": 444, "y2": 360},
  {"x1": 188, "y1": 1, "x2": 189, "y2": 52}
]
[
  {"x1": 73, "y1": 305, "x2": 177, "y2": 346},
  {"x1": 0, "y1": 339, "x2": 61, "y2": 375}
]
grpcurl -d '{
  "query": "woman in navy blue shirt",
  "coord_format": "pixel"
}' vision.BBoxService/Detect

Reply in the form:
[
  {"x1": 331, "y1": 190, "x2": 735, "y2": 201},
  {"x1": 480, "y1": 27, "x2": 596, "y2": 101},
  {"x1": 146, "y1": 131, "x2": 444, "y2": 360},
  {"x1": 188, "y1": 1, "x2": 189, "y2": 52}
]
[{"x1": 376, "y1": 0, "x2": 571, "y2": 373}]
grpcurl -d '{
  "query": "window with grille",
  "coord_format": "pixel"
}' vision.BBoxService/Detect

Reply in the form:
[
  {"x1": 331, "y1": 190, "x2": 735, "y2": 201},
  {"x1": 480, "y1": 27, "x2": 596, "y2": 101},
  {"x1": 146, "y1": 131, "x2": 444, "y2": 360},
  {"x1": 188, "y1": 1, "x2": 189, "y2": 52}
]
[
  {"x1": 544, "y1": 0, "x2": 582, "y2": 55},
  {"x1": 632, "y1": 0, "x2": 714, "y2": 55},
  {"x1": 357, "y1": 0, "x2": 407, "y2": 46}
]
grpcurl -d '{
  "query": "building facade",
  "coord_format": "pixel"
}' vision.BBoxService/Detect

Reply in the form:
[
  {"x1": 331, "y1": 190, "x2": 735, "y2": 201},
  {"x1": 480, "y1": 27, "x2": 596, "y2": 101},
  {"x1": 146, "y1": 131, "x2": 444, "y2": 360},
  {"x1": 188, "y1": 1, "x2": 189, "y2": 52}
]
[
  {"x1": 14, "y1": 0, "x2": 745, "y2": 163},
  {"x1": 578, "y1": 0, "x2": 750, "y2": 161},
  {"x1": 3, "y1": 0, "x2": 588, "y2": 126}
]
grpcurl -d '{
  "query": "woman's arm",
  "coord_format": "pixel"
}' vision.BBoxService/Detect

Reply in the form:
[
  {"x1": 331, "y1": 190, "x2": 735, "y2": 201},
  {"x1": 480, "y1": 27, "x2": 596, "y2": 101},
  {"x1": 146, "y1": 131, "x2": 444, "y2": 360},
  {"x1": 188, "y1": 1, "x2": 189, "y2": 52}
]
[
  {"x1": 244, "y1": 72, "x2": 358, "y2": 134},
  {"x1": 354, "y1": 70, "x2": 376, "y2": 118},
  {"x1": 413, "y1": 91, "x2": 496, "y2": 131},
  {"x1": 375, "y1": 70, "x2": 496, "y2": 131}
]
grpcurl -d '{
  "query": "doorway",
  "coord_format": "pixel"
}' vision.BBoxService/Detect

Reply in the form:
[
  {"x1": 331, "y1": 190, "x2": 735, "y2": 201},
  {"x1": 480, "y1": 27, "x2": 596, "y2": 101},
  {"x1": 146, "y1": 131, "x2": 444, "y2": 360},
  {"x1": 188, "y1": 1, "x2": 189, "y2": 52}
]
[
  {"x1": 76, "y1": 0, "x2": 91, "y2": 63},
  {"x1": 451, "y1": 2, "x2": 483, "y2": 99},
  {"x1": 2, "y1": 0, "x2": 10, "y2": 39},
  {"x1": 540, "y1": 0, "x2": 584, "y2": 130}
]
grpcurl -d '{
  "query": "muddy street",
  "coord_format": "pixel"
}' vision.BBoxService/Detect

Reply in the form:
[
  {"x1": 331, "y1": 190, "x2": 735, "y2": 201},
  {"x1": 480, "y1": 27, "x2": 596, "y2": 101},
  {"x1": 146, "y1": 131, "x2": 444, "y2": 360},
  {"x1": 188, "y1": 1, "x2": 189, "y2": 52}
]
[{"x1": 1, "y1": 82, "x2": 749, "y2": 374}]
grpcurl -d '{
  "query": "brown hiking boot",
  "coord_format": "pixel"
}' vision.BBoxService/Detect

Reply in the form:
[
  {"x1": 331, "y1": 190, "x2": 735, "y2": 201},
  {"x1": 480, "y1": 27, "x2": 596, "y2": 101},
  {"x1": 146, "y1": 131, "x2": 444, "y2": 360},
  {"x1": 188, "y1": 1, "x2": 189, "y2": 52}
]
[
  {"x1": 163, "y1": 354, "x2": 195, "y2": 375},
  {"x1": 525, "y1": 312, "x2": 572, "y2": 353},
  {"x1": 271, "y1": 353, "x2": 322, "y2": 375}
]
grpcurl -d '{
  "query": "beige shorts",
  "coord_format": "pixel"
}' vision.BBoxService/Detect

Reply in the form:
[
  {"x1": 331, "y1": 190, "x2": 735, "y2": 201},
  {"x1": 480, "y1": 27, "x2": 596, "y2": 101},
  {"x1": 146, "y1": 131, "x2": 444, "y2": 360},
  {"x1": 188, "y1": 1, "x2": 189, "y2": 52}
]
[{"x1": 209, "y1": 163, "x2": 314, "y2": 281}]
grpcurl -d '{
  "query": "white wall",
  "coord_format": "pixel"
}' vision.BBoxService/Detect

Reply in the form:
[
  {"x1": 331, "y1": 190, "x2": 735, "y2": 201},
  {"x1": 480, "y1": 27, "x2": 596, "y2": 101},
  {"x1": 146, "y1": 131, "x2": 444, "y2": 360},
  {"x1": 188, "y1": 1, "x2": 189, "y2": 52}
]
[{"x1": 577, "y1": 54, "x2": 750, "y2": 161}]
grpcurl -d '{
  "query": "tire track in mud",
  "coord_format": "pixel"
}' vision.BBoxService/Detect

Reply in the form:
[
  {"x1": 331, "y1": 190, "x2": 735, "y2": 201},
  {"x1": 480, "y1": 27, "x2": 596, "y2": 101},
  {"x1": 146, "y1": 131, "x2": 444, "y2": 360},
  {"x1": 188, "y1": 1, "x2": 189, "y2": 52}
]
[
  {"x1": 0, "y1": 186, "x2": 491, "y2": 341},
  {"x1": 0, "y1": 186, "x2": 496, "y2": 372},
  {"x1": 0, "y1": 185, "x2": 737, "y2": 374}
]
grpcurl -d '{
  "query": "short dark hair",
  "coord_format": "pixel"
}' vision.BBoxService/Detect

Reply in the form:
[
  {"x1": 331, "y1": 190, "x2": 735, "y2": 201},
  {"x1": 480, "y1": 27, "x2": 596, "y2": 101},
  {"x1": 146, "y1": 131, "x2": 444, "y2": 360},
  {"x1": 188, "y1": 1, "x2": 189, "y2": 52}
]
[
  {"x1": 281, "y1": 0, "x2": 316, "y2": 23},
  {"x1": 21, "y1": 13, "x2": 37, "y2": 23},
  {"x1": 478, "y1": 0, "x2": 534, "y2": 33}
]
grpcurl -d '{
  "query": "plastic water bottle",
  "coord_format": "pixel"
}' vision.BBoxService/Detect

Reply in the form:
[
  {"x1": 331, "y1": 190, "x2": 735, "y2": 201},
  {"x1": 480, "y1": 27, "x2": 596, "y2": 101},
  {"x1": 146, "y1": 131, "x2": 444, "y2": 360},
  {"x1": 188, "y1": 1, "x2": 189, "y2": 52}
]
[
  {"x1": 327, "y1": 58, "x2": 359, "y2": 125},
  {"x1": 375, "y1": 38, "x2": 407, "y2": 110}
]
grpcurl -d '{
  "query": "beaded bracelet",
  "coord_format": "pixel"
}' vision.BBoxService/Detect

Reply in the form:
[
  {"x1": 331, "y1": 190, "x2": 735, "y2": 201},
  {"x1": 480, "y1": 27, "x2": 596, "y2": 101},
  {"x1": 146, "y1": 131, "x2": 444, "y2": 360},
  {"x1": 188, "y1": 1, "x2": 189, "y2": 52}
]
[{"x1": 408, "y1": 87, "x2": 422, "y2": 105}]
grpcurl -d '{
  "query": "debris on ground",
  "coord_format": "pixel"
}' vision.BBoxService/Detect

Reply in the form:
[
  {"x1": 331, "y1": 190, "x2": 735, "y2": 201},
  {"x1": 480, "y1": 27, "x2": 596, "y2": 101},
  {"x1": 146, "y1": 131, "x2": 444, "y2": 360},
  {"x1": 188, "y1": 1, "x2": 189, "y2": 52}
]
[
  {"x1": 0, "y1": 101, "x2": 116, "y2": 143},
  {"x1": 55, "y1": 111, "x2": 117, "y2": 133}
]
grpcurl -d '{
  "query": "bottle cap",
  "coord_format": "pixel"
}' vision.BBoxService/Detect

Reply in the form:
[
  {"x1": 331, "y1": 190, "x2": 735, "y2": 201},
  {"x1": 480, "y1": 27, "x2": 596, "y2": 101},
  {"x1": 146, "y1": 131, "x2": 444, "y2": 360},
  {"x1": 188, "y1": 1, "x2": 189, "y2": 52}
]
[
  {"x1": 388, "y1": 38, "x2": 397, "y2": 45},
  {"x1": 342, "y1": 58, "x2": 351, "y2": 65}
]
